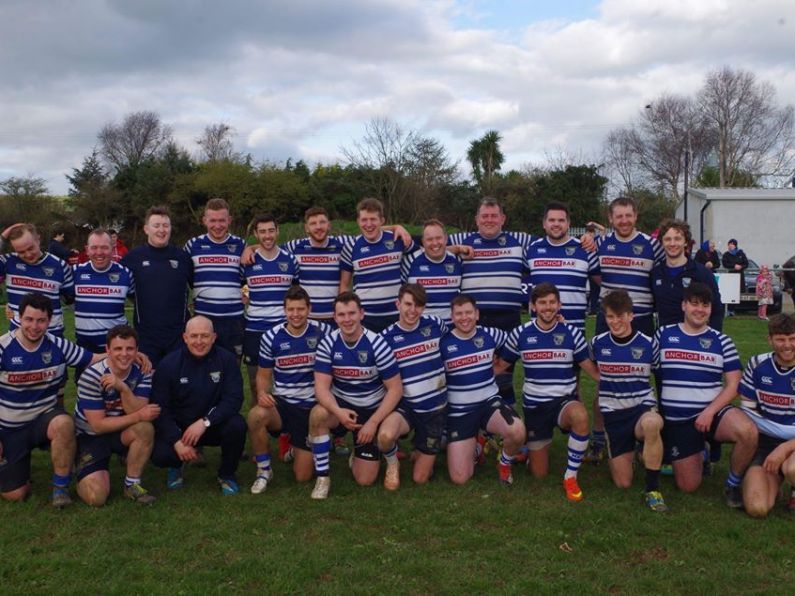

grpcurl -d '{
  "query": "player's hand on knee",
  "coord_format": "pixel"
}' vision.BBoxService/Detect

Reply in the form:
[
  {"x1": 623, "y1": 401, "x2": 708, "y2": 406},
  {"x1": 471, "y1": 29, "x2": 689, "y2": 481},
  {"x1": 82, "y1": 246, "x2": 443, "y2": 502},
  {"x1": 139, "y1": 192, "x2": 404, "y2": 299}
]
[
  {"x1": 763, "y1": 447, "x2": 786, "y2": 474},
  {"x1": 257, "y1": 392, "x2": 276, "y2": 408},
  {"x1": 339, "y1": 408, "x2": 359, "y2": 431},
  {"x1": 357, "y1": 420, "x2": 377, "y2": 444},
  {"x1": 136, "y1": 404, "x2": 161, "y2": 422}
]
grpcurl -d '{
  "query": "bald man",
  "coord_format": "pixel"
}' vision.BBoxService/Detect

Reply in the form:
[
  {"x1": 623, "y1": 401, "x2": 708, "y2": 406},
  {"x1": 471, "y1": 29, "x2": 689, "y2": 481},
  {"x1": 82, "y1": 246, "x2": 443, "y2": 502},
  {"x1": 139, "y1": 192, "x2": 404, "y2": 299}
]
[{"x1": 150, "y1": 316, "x2": 246, "y2": 495}]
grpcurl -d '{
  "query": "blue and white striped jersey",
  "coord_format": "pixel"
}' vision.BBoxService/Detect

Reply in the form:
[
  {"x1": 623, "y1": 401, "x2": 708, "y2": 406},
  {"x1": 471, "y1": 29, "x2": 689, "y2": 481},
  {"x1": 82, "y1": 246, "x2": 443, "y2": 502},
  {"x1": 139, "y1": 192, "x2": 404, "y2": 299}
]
[
  {"x1": 0, "y1": 331, "x2": 92, "y2": 429},
  {"x1": 258, "y1": 320, "x2": 332, "y2": 408},
  {"x1": 590, "y1": 331, "x2": 656, "y2": 413},
  {"x1": 73, "y1": 261, "x2": 134, "y2": 348},
  {"x1": 283, "y1": 236, "x2": 352, "y2": 320},
  {"x1": 440, "y1": 326, "x2": 506, "y2": 416},
  {"x1": 653, "y1": 324, "x2": 741, "y2": 421},
  {"x1": 401, "y1": 250, "x2": 462, "y2": 323},
  {"x1": 340, "y1": 231, "x2": 412, "y2": 319},
  {"x1": 184, "y1": 233, "x2": 245, "y2": 319},
  {"x1": 315, "y1": 328, "x2": 400, "y2": 409},
  {"x1": 74, "y1": 360, "x2": 152, "y2": 435},
  {"x1": 597, "y1": 231, "x2": 663, "y2": 317},
  {"x1": 0, "y1": 252, "x2": 74, "y2": 333},
  {"x1": 243, "y1": 249, "x2": 300, "y2": 332},
  {"x1": 447, "y1": 231, "x2": 531, "y2": 312},
  {"x1": 501, "y1": 320, "x2": 589, "y2": 408},
  {"x1": 380, "y1": 315, "x2": 448, "y2": 413},
  {"x1": 740, "y1": 352, "x2": 795, "y2": 439},
  {"x1": 525, "y1": 237, "x2": 599, "y2": 330}
]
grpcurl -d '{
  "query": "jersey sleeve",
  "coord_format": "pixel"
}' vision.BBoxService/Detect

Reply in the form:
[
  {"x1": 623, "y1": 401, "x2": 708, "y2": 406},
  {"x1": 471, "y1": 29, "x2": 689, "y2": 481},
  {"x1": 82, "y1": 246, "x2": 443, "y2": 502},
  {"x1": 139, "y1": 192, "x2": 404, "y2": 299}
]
[
  {"x1": 651, "y1": 236, "x2": 664, "y2": 265},
  {"x1": 314, "y1": 335, "x2": 334, "y2": 375},
  {"x1": 485, "y1": 326, "x2": 507, "y2": 351},
  {"x1": 499, "y1": 327, "x2": 520, "y2": 364},
  {"x1": 340, "y1": 241, "x2": 354, "y2": 273},
  {"x1": 720, "y1": 333, "x2": 742, "y2": 372},
  {"x1": 76, "y1": 365, "x2": 106, "y2": 411},
  {"x1": 372, "y1": 335, "x2": 400, "y2": 380},
  {"x1": 54, "y1": 335, "x2": 93, "y2": 369},
  {"x1": 738, "y1": 355, "x2": 761, "y2": 410},
  {"x1": 570, "y1": 326, "x2": 590, "y2": 362},
  {"x1": 258, "y1": 328, "x2": 276, "y2": 369},
  {"x1": 60, "y1": 259, "x2": 75, "y2": 302}
]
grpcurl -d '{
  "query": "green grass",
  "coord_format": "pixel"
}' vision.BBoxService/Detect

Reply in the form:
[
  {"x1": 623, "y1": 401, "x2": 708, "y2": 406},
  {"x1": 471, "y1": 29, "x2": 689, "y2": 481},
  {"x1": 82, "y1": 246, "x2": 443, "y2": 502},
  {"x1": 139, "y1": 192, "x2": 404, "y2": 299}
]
[{"x1": 1, "y1": 311, "x2": 793, "y2": 594}]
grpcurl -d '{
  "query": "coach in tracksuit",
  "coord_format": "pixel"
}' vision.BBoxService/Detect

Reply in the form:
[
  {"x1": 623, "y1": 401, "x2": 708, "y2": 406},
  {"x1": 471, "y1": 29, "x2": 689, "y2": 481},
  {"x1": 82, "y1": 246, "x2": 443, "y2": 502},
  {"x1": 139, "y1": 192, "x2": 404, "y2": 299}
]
[
  {"x1": 150, "y1": 316, "x2": 246, "y2": 494},
  {"x1": 122, "y1": 205, "x2": 193, "y2": 366}
]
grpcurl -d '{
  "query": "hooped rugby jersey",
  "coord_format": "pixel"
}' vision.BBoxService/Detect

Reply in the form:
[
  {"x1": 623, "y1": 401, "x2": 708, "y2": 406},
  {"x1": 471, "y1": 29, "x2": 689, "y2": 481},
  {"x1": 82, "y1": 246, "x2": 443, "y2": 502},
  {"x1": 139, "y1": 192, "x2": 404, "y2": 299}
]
[
  {"x1": 0, "y1": 331, "x2": 92, "y2": 429},
  {"x1": 184, "y1": 233, "x2": 246, "y2": 318},
  {"x1": 596, "y1": 231, "x2": 663, "y2": 317},
  {"x1": 75, "y1": 360, "x2": 152, "y2": 435},
  {"x1": 340, "y1": 231, "x2": 412, "y2": 319},
  {"x1": 243, "y1": 249, "x2": 300, "y2": 332},
  {"x1": 590, "y1": 331, "x2": 656, "y2": 413},
  {"x1": 0, "y1": 252, "x2": 74, "y2": 333},
  {"x1": 258, "y1": 320, "x2": 332, "y2": 408},
  {"x1": 501, "y1": 320, "x2": 589, "y2": 408},
  {"x1": 440, "y1": 325, "x2": 506, "y2": 416},
  {"x1": 73, "y1": 261, "x2": 134, "y2": 348},
  {"x1": 380, "y1": 315, "x2": 448, "y2": 413},
  {"x1": 283, "y1": 235, "x2": 352, "y2": 320},
  {"x1": 740, "y1": 352, "x2": 795, "y2": 440},
  {"x1": 653, "y1": 323, "x2": 741, "y2": 421},
  {"x1": 314, "y1": 328, "x2": 400, "y2": 409},
  {"x1": 447, "y1": 231, "x2": 531, "y2": 312},
  {"x1": 525, "y1": 237, "x2": 599, "y2": 330},
  {"x1": 401, "y1": 250, "x2": 462, "y2": 323}
]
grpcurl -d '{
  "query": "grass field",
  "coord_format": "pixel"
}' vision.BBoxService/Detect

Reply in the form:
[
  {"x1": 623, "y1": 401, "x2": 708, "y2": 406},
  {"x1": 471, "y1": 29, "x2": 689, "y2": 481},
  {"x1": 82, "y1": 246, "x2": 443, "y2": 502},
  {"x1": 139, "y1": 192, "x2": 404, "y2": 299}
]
[{"x1": 1, "y1": 312, "x2": 793, "y2": 595}]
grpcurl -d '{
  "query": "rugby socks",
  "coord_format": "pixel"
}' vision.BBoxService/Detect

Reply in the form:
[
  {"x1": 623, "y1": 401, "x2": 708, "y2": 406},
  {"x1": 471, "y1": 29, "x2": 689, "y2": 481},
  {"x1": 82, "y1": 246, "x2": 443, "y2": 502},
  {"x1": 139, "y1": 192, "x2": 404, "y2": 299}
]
[
  {"x1": 645, "y1": 468, "x2": 661, "y2": 493},
  {"x1": 498, "y1": 449, "x2": 514, "y2": 467},
  {"x1": 383, "y1": 444, "x2": 399, "y2": 465},
  {"x1": 52, "y1": 473, "x2": 70, "y2": 490},
  {"x1": 255, "y1": 453, "x2": 272, "y2": 475},
  {"x1": 124, "y1": 475, "x2": 141, "y2": 488},
  {"x1": 590, "y1": 429, "x2": 606, "y2": 448},
  {"x1": 312, "y1": 434, "x2": 331, "y2": 477},
  {"x1": 564, "y1": 432, "x2": 589, "y2": 480},
  {"x1": 725, "y1": 471, "x2": 742, "y2": 489}
]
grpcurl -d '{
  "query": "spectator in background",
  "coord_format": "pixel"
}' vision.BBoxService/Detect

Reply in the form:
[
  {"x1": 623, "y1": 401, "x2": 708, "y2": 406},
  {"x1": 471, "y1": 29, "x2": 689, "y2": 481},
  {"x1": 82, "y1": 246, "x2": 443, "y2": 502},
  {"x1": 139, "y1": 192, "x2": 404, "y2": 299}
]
[
  {"x1": 48, "y1": 227, "x2": 73, "y2": 263},
  {"x1": 110, "y1": 229, "x2": 128, "y2": 263},
  {"x1": 722, "y1": 238, "x2": 749, "y2": 317},
  {"x1": 755, "y1": 265, "x2": 774, "y2": 321},
  {"x1": 695, "y1": 240, "x2": 720, "y2": 271}
]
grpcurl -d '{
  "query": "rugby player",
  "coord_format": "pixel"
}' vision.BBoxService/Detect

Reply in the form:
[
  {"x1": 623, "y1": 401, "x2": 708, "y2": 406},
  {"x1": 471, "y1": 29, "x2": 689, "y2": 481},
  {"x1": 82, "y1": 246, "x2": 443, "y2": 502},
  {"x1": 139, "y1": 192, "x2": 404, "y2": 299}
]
[
  {"x1": 184, "y1": 198, "x2": 246, "y2": 359},
  {"x1": 73, "y1": 229, "x2": 134, "y2": 353},
  {"x1": 590, "y1": 290, "x2": 668, "y2": 512},
  {"x1": 377, "y1": 284, "x2": 448, "y2": 489},
  {"x1": 150, "y1": 316, "x2": 246, "y2": 495},
  {"x1": 740, "y1": 314, "x2": 795, "y2": 517},
  {"x1": 0, "y1": 293, "x2": 100, "y2": 507},
  {"x1": 308, "y1": 292, "x2": 402, "y2": 499},
  {"x1": 654, "y1": 282, "x2": 758, "y2": 507},
  {"x1": 496, "y1": 283, "x2": 599, "y2": 501},
  {"x1": 247, "y1": 286, "x2": 331, "y2": 493},
  {"x1": 75, "y1": 325, "x2": 159, "y2": 506},
  {"x1": 441, "y1": 294, "x2": 526, "y2": 486},
  {"x1": 122, "y1": 206, "x2": 193, "y2": 366}
]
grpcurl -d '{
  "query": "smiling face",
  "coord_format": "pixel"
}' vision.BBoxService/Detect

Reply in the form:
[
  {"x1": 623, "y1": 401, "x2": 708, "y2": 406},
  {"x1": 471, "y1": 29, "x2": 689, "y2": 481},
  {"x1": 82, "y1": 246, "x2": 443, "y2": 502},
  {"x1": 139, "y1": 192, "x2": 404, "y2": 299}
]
[
  {"x1": 531, "y1": 292, "x2": 561, "y2": 329},
  {"x1": 682, "y1": 297, "x2": 711, "y2": 331},
  {"x1": 475, "y1": 204, "x2": 505, "y2": 239},
  {"x1": 144, "y1": 214, "x2": 171, "y2": 248},
  {"x1": 770, "y1": 333, "x2": 795, "y2": 367},
  {"x1": 86, "y1": 231, "x2": 113, "y2": 270},
  {"x1": 608, "y1": 204, "x2": 637, "y2": 240},
  {"x1": 11, "y1": 230, "x2": 43, "y2": 265},
  {"x1": 397, "y1": 292, "x2": 425, "y2": 328},
  {"x1": 255, "y1": 220, "x2": 279, "y2": 252},
  {"x1": 357, "y1": 209, "x2": 384, "y2": 242},
  {"x1": 305, "y1": 213, "x2": 331, "y2": 245},
  {"x1": 183, "y1": 317, "x2": 216, "y2": 358},
  {"x1": 18, "y1": 305, "x2": 50, "y2": 344},
  {"x1": 333, "y1": 299, "x2": 364, "y2": 340},
  {"x1": 106, "y1": 335, "x2": 138, "y2": 373},
  {"x1": 605, "y1": 307, "x2": 634, "y2": 338},
  {"x1": 543, "y1": 209, "x2": 569, "y2": 242},
  {"x1": 662, "y1": 227, "x2": 687, "y2": 261},
  {"x1": 421, "y1": 223, "x2": 447, "y2": 260},
  {"x1": 203, "y1": 208, "x2": 231, "y2": 242},
  {"x1": 285, "y1": 298, "x2": 310, "y2": 333},
  {"x1": 452, "y1": 301, "x2": 479, "y2": 335}
]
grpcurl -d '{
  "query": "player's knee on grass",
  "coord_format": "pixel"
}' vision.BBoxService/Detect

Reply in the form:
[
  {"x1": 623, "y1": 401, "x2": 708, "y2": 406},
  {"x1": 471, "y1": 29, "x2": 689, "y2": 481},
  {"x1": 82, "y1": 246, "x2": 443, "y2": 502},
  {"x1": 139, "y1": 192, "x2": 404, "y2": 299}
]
[
  {"x1": 352, "y1": 460, "x2": 379, "y2": 486},
  {"x1": 567, "y1": 403, "x2": 590, "y2": 435},
  {"x1": 782, "y1": 455, "x2": 795, "y2": 482},
  {"x1": 742, "y1": 469, "x2": 773, "y2": 518},
  {"x1": 78, "y1": 473, "x2": 109, "y2": 507},
  {"x1": 1, "y1": 484, "x2": 30, "y2": 502}
]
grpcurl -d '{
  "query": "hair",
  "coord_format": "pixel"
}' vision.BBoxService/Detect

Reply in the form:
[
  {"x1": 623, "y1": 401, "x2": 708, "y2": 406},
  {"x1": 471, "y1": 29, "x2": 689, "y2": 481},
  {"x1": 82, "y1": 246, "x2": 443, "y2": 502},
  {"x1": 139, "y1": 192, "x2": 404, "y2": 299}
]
[
  {"x1": 768, "y1": 313, "x2": 795, "y2": 337},
  {"x1": 683, "y1": 281, "x2": 713, "y2": 305},
  {"x1": 87, "y1": 228, "x2": 112, "y2": 244},
  {"x1": 108, "y1": 228, "x2": 118, "y2": 236},
  {"x1": 451, "y1": 294, "x2": 477, "y2": 310},
  {"x1": 398, "y1": 283, "x2": 427, "y2": 306},
  {"x1": 252, "y1": 213, "x2": 278, "y2": 229},
  {"x1": 334, "y1": 291, "x2": 362, "y2": 310},
  {"x1": 601, "y1": 289, "x2": 633, "y2": 315},
  {"x1": 608, "y1": 196, "x2": 637, "y2": 215},
  {"x1": 8, "y1": 223, "x2": 38, "y2": 242},
  {"x1": 422, "y1": 218, "x2": 446, "y2": 232},
  {"x1": 543, "y1": 201, "x2": 570, "y2": 220},
  {"x1": 304, "y1": 206, "x2": 329, "y2": 221},
  {"x1": 106, "y1": 324, "x2": 139, "y2": 346},
  {"x1": 19, "y1": 292, "x2": 52, "y2": 319},
  {"x1": 205, "y1": 198, "x2": 230, "y2": 213},
  {"x1": 530, "y1": 282, "x2": 560, "y2": 304},
  {"x1": 728, "y1": 238, "x2": 738, "y2": 246},
  {"x1": 145, "y1": 205, "x2": 170, "y2": 223},
  {"x1": 356, "y1": 198, "x2": 384, "y2": 218},
  {"x1": 284, "y1": 285, "x2": 311, "y2": 307},
  {"x1": 658, "y1": 218, "x2": 692, "y2": 245},
  {"x1": 52, "y1": 225, "x2": 67, "y2": 237},
  {"x1": 477, "y1": 197, "x2": 504, "y2": 215}
]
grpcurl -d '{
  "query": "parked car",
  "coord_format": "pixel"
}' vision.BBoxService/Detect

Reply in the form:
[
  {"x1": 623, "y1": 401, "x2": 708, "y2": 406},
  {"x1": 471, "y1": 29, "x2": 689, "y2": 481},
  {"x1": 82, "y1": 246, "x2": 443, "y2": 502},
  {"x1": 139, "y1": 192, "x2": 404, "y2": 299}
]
[{"x1": 733, "y1": 258, "x2": 783, "y2": 314}]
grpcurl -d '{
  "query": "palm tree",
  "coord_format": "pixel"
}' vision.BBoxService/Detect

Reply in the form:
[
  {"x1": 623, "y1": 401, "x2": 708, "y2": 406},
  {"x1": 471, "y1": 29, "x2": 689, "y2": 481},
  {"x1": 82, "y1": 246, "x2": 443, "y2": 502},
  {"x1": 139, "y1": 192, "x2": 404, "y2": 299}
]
[{"x1": 467, "y1": 130, "x2": 504, "y2": 193}]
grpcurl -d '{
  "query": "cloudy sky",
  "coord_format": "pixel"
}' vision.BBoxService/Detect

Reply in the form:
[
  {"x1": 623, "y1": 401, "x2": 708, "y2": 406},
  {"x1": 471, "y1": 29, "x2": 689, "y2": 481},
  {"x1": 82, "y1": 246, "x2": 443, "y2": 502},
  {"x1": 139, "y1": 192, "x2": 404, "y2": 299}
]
[{"x1": 1, "y1": 0, "x2": 793, "y2": 194}]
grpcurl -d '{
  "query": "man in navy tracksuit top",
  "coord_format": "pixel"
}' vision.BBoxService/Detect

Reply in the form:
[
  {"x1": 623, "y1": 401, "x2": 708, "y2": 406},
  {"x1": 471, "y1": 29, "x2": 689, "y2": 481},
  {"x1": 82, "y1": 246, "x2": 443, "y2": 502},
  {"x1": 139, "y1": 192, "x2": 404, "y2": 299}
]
[
  {"x1": 121, "y1": 206, "x2": 193, "y2": 366},
  {"x1": 150, "y1": 316, "x2": 246, "y2": 494}
]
